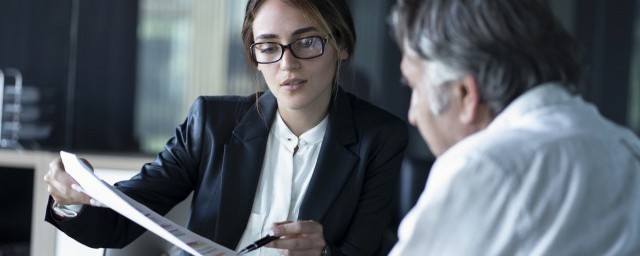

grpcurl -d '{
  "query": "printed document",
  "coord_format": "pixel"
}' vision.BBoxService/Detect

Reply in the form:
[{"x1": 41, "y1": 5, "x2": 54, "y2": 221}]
[{"x1": 60, "y1": 151, "x2": 237, "y2": 256}]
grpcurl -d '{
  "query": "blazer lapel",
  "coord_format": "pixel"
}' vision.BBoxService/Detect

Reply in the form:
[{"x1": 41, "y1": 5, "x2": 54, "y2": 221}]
[
  {"x1": 299, "y1": 89, "x2": 359, "y2": 221},
  {"x1": 214, "y1": 92, "x2": 277, "y2": 249}
]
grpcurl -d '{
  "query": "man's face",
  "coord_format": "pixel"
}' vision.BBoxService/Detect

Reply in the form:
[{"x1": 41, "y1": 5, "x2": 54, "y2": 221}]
[{"x1": 400, "y1": 52, "x2": 462, "y2": 156}]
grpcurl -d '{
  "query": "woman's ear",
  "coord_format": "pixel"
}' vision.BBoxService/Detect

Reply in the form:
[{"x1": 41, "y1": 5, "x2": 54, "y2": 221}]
[{"x1": 338, "y1": 47, "x2": 349, "y2": 60}]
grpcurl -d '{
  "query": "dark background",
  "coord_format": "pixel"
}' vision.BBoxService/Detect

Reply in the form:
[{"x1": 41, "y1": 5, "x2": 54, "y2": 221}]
[
  {"x1": 0, "y1": 0, "x2": 637, "y2": 253},
  {"x1": 0, "y1": 167, "x2": 33, "y2": 249},
  {"x1": 0, "y1": 0, "x2": 139, "y2": 152},
  {"x1": 0, "y1": 0, "x2": 637, "y2": 157}
]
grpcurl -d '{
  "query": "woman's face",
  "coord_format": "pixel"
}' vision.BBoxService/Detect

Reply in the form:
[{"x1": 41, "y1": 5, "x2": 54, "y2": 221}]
[{"x1": 252, "y1": 0, "x2": 346, "y2": 115}]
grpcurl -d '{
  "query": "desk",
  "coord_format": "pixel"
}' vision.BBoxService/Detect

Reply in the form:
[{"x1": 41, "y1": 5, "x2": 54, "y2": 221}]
[{"x1": 0, "y1": 150, "x2": 152, "y2": 256}]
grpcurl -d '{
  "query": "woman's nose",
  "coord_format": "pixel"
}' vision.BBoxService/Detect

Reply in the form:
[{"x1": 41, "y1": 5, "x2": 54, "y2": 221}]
[{"x1": 280, "y1": 48, "x2": 300, "y2": 70}]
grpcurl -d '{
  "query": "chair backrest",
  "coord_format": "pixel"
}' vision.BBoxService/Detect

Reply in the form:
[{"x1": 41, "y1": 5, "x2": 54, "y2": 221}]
[{"x1": 380, "y1": 155, "x2": 434, "y2": 255}]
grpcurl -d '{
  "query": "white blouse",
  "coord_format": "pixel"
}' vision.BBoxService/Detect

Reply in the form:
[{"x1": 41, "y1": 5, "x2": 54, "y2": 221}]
[{"x1": 236, "y1": 112, "x2": 328, "y2": 256}]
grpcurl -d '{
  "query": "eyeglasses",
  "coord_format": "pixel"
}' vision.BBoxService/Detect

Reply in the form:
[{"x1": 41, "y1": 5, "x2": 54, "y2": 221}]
[{"x1": 250, "y1": 36, "x2": 329, "y2": 64}]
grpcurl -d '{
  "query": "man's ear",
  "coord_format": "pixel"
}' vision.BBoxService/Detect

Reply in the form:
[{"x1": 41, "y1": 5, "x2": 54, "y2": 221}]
[{"x1": 457, "y1": 75, "x2": 481, "y2": 124}]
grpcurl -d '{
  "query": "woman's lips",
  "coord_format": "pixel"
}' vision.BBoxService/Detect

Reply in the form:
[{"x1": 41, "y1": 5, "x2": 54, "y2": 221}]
[{"x1": 281, "y1": 78, "x2": 307, "y2": 91}]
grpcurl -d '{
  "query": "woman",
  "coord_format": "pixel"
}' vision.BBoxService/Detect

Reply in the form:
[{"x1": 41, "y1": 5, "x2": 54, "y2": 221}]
[{"x1": 44, "y1": 0, "x2": 408, "y2": 255}]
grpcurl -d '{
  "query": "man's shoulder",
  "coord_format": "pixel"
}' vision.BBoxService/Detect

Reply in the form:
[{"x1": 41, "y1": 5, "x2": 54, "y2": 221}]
[{"x1": 438, "y1": 128, "x2": 542, "y2": 174}]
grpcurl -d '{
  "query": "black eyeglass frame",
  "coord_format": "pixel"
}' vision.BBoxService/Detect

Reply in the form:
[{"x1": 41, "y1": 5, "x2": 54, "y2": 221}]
[{"x1": 250, "y1": 36, "x2": 329, "y2": 64}]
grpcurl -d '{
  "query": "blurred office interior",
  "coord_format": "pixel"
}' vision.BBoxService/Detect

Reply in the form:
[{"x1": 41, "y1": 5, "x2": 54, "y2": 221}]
[
  {"x1": 0, "y1": 0, "x2": 637, "y2": 156},
  {"x1": 0, "y1": 0, "x2": 638, "y2": 255}
]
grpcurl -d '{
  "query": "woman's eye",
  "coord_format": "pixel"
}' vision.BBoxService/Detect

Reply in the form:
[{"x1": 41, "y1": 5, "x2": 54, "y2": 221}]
[
  {"x1": 296, "y1": 38, "x2": 316, "y2": 48},
  {"x1": 258, "y1": 45, "x2": 279, "y2": 54}
]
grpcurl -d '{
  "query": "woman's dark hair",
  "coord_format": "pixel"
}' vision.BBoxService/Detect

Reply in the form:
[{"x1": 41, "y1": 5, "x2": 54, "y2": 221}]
[
  {"x1": 242, "y1": 0, "x2": 356, "y2": 67},
  {"x1": 391, "y1": 0, "x2": 583, "y2": 114},
  {"x1": 241, "y1": 0, "x2": 357, "y2": 102}
]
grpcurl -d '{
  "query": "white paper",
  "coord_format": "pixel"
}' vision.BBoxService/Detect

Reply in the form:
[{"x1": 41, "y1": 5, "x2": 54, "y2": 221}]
[{"x1": 60, "y1": 151, "x2": 237, "y2": 256}]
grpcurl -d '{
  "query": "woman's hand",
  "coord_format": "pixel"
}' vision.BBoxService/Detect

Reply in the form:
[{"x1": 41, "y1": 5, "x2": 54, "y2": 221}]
[
  {"x1": 43, "y1": 157, "x2": 102, "y2": 207},
  {"x1": 266, "y1": 220, "x2": 327, "y2": 256}
]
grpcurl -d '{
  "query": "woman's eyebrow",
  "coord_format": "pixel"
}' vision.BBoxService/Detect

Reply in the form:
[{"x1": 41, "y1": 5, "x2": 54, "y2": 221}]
[
  {"x1": 292, "y1": 27, "x2": 317, "y2": 36},
  {"x1": 255, "y1": 33, "x2": 278, "y2": 40},
  {"x1": 254, "y1": 27, "x2": 318, "y2": 40}
]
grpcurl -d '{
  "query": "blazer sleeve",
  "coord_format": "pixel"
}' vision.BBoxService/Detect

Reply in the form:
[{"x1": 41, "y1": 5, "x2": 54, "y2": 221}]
[{"x1": 44, "y1": 95, "x2": 253, "y2": 248}]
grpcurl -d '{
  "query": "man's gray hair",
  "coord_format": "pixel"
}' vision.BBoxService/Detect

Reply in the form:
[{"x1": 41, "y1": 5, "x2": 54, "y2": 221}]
[{"x1": 391, "y1": 0, "x2": 582, "y2": 115}]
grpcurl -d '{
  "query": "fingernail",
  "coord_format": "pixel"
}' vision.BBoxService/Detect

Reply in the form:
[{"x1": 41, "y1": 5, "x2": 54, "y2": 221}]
[
  {"x1": 71, "y1": 184, "x2": 83, "y2": 193},
  {"x1": 90, "y1": 199, "x2": 102, "y2": 207},
  {"x1": 269, "y1": 228, "x2": 279, "y2": 236}
]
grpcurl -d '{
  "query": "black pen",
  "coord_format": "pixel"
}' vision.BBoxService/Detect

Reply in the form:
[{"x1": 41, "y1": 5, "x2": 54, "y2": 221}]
[{"x1": 237, "y1": 234, "x2": 281, "y2": 255}]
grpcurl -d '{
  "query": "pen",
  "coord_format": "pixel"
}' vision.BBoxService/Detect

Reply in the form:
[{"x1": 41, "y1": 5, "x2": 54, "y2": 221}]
[{"x1": 237, "y1": 234, "x2": 281, "y2": 255}]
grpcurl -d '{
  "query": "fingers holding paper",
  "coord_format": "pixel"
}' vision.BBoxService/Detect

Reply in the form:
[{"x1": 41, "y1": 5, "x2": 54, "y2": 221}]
[
  {"x1": 44, "y1": 157, "x2": 104, "y2": 207},
  {"x1": 266, "y1": 220, "x2": 327, "y2": 256}
]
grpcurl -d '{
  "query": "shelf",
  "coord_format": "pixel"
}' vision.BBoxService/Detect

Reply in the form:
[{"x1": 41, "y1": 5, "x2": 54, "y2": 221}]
[{"x1": 0, "y1": 149, "x2": 153, "y2": 256}]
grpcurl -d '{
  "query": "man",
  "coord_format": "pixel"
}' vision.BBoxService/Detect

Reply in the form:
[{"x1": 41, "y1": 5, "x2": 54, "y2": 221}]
[{"x1": 389, "y1": 0, "x2": 640, "y2": 255}]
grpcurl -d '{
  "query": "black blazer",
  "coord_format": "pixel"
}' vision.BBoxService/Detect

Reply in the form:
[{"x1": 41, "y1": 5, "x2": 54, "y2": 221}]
[{"x1": 46, "y1": 88, "x2": 408, "y2": 255}]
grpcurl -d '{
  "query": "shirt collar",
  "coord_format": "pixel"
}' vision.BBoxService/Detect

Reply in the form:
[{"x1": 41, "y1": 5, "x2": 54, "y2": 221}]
[
  {"x1": 272, "y1": 112, "x2": 329, "y2": 146},
  {"x1": 488, "y1": 82, "x2": 575, "y2": 130}
]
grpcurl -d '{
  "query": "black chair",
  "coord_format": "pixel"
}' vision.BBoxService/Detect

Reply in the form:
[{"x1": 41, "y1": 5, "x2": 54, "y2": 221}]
[{"x1": 380, "y1": 155, "x2": 434, "y2": 255}]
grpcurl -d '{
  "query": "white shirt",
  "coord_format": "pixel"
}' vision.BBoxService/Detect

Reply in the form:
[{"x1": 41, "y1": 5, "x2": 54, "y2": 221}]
[
  {"x1": 54, "y1": 112, "x2": 328, "y2": 256},
  {"x1": 390, "y1": 83, "x2": 640, "y2": 256},
  {"x1": 236, "y1": 112, "x2": 328, "y2": 256}
]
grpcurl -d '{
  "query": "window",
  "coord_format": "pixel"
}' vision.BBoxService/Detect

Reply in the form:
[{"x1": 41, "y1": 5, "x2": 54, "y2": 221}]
[{"x1": 135, "y1": 0, "x2": 253, "y2": 153}]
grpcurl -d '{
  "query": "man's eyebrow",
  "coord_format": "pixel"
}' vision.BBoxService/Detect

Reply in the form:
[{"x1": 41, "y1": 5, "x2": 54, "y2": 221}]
[{"x1": 254, "y1": 27, "x2": 319, "y2": 40}]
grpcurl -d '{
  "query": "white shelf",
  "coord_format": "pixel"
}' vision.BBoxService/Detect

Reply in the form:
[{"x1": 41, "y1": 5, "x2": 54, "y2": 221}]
[{"x1": 0, "y1": 150, "x2": 152, "y2": 256}]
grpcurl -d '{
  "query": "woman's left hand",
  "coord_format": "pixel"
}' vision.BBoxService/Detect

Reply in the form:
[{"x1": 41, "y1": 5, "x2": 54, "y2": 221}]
[{"x1": 266, "y1": 220, "x2": 327, "y2": 256}]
